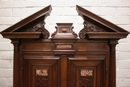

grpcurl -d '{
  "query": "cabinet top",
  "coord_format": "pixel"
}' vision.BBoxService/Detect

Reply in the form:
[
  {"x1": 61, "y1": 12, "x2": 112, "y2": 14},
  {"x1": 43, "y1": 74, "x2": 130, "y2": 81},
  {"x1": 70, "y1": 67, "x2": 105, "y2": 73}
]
[{"x1": 0, "y1": 5, "x2": 129, "y2": 40}]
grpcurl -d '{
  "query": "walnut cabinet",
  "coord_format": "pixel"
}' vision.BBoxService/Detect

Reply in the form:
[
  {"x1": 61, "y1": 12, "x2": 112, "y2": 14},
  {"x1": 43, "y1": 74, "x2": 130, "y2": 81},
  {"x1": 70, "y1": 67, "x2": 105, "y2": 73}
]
[{"x1": 1, "y1": 5, "x2": 129, "y2": 87}]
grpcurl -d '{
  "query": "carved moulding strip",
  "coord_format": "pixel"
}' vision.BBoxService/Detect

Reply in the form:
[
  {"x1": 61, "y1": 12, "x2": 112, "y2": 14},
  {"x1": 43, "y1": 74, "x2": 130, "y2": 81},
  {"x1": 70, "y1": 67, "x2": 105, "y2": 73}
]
[
  {"x1": 26, "y1": 21, "x2": 50, "y2": 39},
  {"x1": 79, "y1": 21, "x2": 106, "y2": 39}
]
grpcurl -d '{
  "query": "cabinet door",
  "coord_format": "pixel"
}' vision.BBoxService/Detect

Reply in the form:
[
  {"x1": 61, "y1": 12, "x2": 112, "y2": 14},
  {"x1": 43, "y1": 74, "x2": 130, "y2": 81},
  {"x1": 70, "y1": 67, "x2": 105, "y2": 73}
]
[
  {"x1": 69, "y1": 60, "x2": 105, "y2": 87},
  {"x1": 24, "y1": 59, "x2": 59, "y2": 87},
  {"x1": 23, "y1": 58, "x2": 105, "y2": 87}
]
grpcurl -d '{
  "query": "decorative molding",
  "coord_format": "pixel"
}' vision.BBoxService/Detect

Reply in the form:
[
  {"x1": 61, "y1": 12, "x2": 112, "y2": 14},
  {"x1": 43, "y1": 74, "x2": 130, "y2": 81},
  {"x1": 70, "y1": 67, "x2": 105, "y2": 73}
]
[{"x1": 79, "y1": 21, "x2": 106, "y2": 39}]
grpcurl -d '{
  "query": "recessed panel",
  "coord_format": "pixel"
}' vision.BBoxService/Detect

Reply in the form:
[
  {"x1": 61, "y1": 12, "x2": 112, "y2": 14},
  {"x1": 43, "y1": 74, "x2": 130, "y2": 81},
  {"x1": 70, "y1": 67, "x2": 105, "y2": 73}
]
[
  {"x1": 24, "y1": 59, "x2": 58, "y2": 87},
  {"x1": 69, "y1": 60, "x2": 104, "y2": 87}
]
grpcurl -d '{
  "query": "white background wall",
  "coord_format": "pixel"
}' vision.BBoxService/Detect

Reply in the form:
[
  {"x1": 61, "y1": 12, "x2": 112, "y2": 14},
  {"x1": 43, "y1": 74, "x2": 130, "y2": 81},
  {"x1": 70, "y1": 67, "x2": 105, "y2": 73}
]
[{"x1": 0, "y1": 0, "x2": 130, "y2": 87}]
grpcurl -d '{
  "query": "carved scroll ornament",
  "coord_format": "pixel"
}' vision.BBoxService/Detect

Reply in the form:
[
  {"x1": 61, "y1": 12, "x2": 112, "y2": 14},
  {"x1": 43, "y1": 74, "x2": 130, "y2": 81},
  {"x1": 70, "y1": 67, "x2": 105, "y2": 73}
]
[
  {"x1": 26, "y1": 21, "x2": 50, "y2": 39},
  {"x1": 79, "y1": 21, "x2": 106, "y2": 39}
]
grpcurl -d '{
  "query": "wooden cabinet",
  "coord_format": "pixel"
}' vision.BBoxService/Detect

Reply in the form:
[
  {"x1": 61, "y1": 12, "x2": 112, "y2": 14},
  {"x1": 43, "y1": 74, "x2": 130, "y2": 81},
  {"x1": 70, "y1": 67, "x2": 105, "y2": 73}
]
[{"x1": 1, "y1": 5, "x2": 129, "y2": 87}]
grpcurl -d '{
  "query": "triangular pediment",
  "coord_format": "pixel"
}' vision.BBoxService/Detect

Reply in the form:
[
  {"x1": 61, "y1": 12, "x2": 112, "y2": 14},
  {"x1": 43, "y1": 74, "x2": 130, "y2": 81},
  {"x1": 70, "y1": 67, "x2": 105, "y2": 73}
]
[
  {"x1": 76, "y1": 5, "x2": 129, "y2": 39},
  {"x1": 1, "y1": 5, "x2": 52, "y2": 39}
]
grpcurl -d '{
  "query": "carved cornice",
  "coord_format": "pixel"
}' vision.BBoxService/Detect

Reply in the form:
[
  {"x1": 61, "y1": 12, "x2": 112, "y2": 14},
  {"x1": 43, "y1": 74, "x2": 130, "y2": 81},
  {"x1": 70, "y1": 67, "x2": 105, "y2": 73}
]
[{"x1": 79, "y1": 21, "x2": 106, "y2": 39}]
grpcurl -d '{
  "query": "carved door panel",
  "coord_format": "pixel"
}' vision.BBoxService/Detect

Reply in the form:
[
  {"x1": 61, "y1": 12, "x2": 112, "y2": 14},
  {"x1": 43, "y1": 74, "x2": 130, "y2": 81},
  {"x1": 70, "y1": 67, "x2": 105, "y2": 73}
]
[
  {"x1": 23, "y1": 56, "x2": 105, "y2": 87},
  {"x1": 69, "y1": 60, "x2": 105, "y2": 87},
  {"x1": 24, "y1": 59, "x2": 59, "y2": 87}
]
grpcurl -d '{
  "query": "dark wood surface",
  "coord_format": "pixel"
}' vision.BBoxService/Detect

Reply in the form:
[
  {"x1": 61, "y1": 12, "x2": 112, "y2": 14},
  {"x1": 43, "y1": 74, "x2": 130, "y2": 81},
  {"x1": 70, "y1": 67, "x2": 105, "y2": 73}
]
[{"x1": 1, "y1": 5, "x2": 129, "y2": 87}]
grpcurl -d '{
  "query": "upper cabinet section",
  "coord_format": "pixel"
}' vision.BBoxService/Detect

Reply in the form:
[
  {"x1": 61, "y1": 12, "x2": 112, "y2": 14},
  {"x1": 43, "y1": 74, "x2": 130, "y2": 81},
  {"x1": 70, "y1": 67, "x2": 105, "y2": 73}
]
[
  {"x1": 1, "y1": 5, "x2": 52, "y2": 39},
  {"x1": 76, "y1": 5, "x2": 129, "y2": 39}
]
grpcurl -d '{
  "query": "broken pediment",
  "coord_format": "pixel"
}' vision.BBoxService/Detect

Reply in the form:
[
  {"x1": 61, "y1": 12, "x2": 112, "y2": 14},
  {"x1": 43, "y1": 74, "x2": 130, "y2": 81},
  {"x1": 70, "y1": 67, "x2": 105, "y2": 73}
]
[
  {"x1": 1, "y1": 5, "x2": 52, "y2": 39},
  {"x1": 76, "y1": 5, "x2": 129, "y2": 39},
  {"x1": 0, "y1": 5, "x2": 129, "y2": 40}
]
